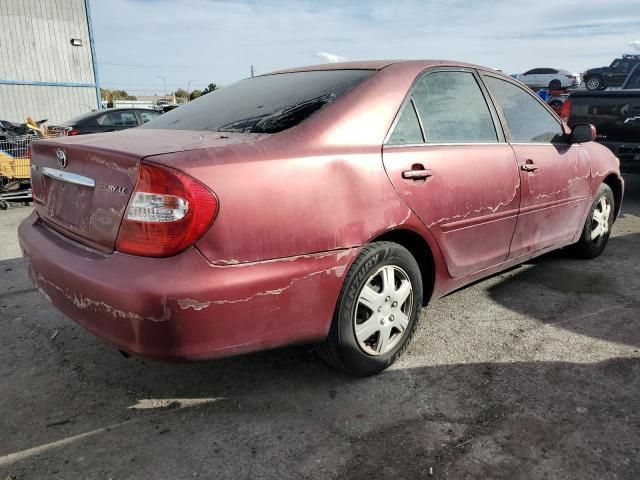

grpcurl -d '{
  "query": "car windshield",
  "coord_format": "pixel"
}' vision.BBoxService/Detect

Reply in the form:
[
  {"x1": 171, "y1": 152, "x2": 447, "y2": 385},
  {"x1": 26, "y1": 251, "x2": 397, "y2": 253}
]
[{"x1": 141, "y1": 69, "x2": 373, "y2": 134}]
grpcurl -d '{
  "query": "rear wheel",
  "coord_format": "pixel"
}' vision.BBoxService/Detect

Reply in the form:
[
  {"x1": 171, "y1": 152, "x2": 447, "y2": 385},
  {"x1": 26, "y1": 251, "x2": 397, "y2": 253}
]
[
  {"x1": 586, "y1": 75, "x2": 603, "y2": 91},
  {"x1": 572, "y1": 184, "x2": 614, "y2": 259},
  {"x1": 549, "y1": 79, "x2": 561, "y2": 89},
  {"x1": 317, "y1": 242, "x2": 423, "y2": 376}
]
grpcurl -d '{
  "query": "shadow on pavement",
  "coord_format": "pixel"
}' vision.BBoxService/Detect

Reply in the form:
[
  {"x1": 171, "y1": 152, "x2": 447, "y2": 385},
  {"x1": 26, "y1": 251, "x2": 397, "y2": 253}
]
[{"x1": 488, "y1": 233, "x2": 640, "y2": 349}]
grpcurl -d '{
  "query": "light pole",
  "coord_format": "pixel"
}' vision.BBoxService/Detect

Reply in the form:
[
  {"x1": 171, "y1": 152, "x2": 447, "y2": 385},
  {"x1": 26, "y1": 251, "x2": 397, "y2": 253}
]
[
  {"x1": 187, "y1": 79, "x2": 195, "y2": 101},
  {"x1": 156, "y1": 75, "x2": 166, "y2": 102}
]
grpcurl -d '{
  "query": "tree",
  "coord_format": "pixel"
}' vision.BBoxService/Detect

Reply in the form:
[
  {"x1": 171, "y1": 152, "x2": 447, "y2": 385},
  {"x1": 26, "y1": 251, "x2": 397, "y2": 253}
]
[
  {"x1": 189, "y1": 89, "x2": 203, "y2": 101},
  {"x1": 101, "y1": 88, "x2": 137, "y2": 101},
  {"x1": 174, "y1": 88, "x2": 188, "y2": 99},
  {"x1": 202, "y1": 83, "x2": 219, "y2": 95}
]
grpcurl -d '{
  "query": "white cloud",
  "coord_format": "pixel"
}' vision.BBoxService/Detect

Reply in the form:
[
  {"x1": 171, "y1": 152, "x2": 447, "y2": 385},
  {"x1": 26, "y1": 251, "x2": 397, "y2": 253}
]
[
  {"x1": 90, "y1": 0, "x2": 640, "y2": 92},
  {"x1": 315, "y1": 52, "x2": 349, "y2": 63}
]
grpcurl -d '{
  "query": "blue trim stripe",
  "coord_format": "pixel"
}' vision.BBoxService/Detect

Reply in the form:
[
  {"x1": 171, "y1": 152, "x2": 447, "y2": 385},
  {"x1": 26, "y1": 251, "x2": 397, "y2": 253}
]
[
  {"x1": 0, "y1": 79, "x2": 97, "y2": 88},
  {"x1": 84, "y1": 0, "x2": 102, "y2": 109}
]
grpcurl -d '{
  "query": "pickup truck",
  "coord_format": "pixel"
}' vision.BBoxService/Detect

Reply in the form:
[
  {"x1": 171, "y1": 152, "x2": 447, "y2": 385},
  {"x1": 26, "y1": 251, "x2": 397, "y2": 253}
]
[{"x1": 564, "y1": 64, "x2": 640, "y2": 170}]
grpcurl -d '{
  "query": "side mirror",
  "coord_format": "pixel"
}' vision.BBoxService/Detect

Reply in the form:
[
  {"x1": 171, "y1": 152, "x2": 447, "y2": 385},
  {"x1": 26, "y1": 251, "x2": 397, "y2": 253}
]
[{"x1": 570, "y1": 124, "x2": 597, "y2": 144}]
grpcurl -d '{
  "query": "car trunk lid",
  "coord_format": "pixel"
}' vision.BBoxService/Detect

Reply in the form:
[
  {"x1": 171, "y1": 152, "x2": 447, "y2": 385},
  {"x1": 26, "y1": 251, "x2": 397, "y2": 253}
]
[{"x1": 30, "y1": 129, "x2": 266, "y2": 252}]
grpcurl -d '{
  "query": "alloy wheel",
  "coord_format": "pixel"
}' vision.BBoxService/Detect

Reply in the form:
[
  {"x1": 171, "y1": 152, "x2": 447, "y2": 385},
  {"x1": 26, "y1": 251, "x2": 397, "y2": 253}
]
[
  {"x1": 354, "y1": 265, "x2": 414, "y2": 356},
  {"x1": 587, "y1": 78, "x2": 601, "y2": 90},
  {"x1": 591, "y1": 196, "x2": 612, "y2": 243}
]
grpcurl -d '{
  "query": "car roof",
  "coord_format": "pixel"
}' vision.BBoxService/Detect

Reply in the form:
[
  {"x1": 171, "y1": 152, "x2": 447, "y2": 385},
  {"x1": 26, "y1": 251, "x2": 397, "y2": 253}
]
[{"x1": 268, "y1": 59, "x2": 496, "y2": 75}]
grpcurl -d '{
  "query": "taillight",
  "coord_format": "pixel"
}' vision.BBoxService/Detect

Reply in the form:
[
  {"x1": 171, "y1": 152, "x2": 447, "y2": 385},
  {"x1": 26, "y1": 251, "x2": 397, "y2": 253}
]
[
  {"x1": 560, "y1": 99, "x2": 572, "y2": 121},
  {"x1": 68, "y1": 129, "x2": 80, "y2": 136},
  {"x1": 116, "y1": 162, "x2": 218, "y2": 257}
]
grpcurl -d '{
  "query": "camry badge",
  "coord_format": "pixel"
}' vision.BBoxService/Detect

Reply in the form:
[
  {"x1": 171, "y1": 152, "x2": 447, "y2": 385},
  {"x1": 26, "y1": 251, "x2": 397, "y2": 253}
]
[{"x1": 55, "y1": 149, "x2": 67, "y2": 169}]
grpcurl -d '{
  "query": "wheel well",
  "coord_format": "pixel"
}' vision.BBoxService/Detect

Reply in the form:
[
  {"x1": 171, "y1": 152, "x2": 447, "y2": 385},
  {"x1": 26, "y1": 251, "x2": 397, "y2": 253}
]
[
  {"x1": 603, "y1": 174, "x2": 623, "y2": 219},
  {"x1": 372, "y1": 229, "x2": 435, "y2": 306}
]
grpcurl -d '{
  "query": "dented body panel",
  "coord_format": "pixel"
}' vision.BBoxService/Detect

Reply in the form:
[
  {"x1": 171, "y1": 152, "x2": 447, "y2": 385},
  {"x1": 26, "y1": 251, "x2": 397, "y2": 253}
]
[
  {"x1": 19, "y1": 211, "x2": 358, "y2": 359},
  {"x1": 18, "y1": 60, "x2": 624, "y2": 362}
]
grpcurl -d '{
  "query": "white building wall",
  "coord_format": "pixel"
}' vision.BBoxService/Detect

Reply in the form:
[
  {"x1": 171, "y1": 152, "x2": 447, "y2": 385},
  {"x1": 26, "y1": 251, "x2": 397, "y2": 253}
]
[{"x1": 0, "y1": 0, "x2": 99, "y2": 123}]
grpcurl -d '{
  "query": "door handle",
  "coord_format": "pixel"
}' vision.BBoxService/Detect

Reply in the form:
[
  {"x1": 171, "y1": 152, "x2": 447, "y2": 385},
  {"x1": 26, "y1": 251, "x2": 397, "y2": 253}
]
[
  {"x1": 520, "y1": 161, "x2": 539, "y2": 172},
  {"x1": 402, "y1": 169, "x2": 433, "y2": 180}
]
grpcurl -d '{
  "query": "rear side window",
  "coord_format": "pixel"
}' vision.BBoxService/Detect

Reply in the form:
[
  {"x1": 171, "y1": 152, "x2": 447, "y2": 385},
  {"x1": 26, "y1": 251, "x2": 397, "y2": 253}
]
[
  {"x1": 99, "y1": 111, "x2": 138, "y2": 127},
  {"x1": 388, "y1": 100, "x2": 424, "y2": 145},
  {"x1": 139, "y1": 110, "x2": 160, "y2": 123},
  {"x1": 411, "y1": 71, "x2": 497, "y2": 143},
  {"x1": 142, "y1": 70, "x2": 373, "y2": 134},
  {"x1": 484, "y1": 77, "x2": 564, "y2": 143}
]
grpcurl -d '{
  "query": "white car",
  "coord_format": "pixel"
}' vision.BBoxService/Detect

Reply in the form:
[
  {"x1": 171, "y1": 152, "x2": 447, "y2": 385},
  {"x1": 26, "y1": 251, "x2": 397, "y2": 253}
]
[{"x1": 515, "y1": 68, "x2": 579, "y2": 89}]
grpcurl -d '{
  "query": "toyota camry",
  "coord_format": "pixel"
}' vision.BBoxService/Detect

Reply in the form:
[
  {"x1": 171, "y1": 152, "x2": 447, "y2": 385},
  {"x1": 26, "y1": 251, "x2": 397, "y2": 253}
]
[{"x1": 19, "y1": 60, "x2": 624, "y2": 375}]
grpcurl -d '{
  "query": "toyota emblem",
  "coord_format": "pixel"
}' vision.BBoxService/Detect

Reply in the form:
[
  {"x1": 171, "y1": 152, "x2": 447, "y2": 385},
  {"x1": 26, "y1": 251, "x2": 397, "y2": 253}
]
[{"x1": 55, "y1": 149, "x2": 67, "y2": 169}]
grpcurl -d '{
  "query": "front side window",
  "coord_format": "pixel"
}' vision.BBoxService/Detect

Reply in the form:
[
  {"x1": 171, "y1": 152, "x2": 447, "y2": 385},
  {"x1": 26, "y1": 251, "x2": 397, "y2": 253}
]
[
  {"x1": 411, "y1": 71, "x2": 497, "y2": 144},
  {"x1": 484, "y1": 76, "x2": 564, "y2": 143},
  {"x1": 617, "y1": 61, "x2": 631, "y2": 73},
  {"x1": 142, "y1": 69, "x2": 373, "y2": 134}
]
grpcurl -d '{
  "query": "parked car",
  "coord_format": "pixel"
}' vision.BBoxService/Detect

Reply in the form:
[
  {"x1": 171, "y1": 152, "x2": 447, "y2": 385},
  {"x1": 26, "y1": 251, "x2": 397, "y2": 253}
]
[
  {"x1": 53, "y1": 108, "x2": 162, "y2": 135},
  {"x1": 19, "y1": 60, "x2": 623, "y2": 375},
  {"x1": 514, "y1": 68, "x2": 579, "y2": 89},
  {"x1": 583, "y1": 54, "x2": 640, "y2": 91},
  {"x1": 563, "y1": 63, "x2": 640, "y2": 170}
]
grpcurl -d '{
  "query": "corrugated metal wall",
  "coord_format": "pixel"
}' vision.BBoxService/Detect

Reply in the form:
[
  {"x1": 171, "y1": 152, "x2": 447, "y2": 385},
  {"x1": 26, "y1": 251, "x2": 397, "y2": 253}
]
[{"x1": 0, "y1": 0, "x2": 98, "y2": 123}]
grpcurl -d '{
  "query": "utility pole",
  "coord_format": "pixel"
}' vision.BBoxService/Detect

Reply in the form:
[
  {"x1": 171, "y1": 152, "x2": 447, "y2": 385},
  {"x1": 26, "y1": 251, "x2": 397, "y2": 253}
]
[
  {"x1": 250, "y1": 65, "x2": 255, "y2": 77},
  {"x1": 187, "y1": 79, "x2": 195, "y2": 101},
  {"x1": 156, "y1": 75, "x2": 167, "y2": 101}
]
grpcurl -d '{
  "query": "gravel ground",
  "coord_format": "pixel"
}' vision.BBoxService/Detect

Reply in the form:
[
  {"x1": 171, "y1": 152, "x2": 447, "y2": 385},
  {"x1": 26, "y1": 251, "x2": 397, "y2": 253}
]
[{"x1": 1, "y1": 175, "x2": 639, "y2": 480}]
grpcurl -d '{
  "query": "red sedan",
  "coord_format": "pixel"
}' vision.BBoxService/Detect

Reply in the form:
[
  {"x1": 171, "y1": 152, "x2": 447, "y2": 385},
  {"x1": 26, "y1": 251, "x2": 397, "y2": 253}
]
[{"x1": 19, "y1": 60, "x2": 623, "y2": 375}]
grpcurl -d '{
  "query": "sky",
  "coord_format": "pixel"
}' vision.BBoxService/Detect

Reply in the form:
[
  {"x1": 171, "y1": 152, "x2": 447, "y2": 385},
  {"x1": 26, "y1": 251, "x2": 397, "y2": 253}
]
[{"x1": 90, "y1": 0, "x2": 640, "y2": 95}]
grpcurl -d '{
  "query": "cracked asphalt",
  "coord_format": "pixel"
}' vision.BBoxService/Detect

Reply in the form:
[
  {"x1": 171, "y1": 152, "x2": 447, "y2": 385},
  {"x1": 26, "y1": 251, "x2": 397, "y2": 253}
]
[{"x1": 1, "y1": 175, "x2": 639, "y2": 480}]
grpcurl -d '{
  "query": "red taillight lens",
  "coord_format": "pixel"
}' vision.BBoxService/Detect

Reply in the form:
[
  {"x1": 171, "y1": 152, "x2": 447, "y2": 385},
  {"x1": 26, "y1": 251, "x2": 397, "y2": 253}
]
[
  {"x1": 560, "y1": 99, "x2": 572, "y2": 121},
  {"x1": 116, "y1": 162, "x2": 218, "y2": 257},
  {"x1": 68, "y1": 129, "x2": 80, "y2": 136}
]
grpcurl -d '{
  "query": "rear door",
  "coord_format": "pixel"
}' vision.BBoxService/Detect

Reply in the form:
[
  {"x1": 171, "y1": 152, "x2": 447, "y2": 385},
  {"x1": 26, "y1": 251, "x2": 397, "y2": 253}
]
[
  {"x1": 382, "y1": 68, "x2": 521, "y2": 278},
  {"x1": 481, "y1": 73, "x2": 590, "y2": 258}
]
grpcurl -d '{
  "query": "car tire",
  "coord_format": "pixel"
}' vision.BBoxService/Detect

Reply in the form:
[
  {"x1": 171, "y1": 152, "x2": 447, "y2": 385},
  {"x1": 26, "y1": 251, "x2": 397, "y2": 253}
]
[
  {"x1": 317, "y1": 241, "x2": 423, "y2": 376},
  {"x1": 549, "y1": 79, "x2": 561, "y2": 89},
  {"x1": 571, "y1": 184, "x2": 615, "y2": 259},
  {"x1": 586, "y1": 75, "x2": 603, "y2": 91}
]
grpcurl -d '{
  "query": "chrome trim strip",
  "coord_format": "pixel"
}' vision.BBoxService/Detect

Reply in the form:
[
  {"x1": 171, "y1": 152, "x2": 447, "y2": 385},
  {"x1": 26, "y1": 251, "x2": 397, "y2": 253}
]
[
  {"x1": 41, "y1": 167, "x2": 96, "y2": 188},
  {"x1": 384, "y1": 142, "x2": 507, "y2": 148}
]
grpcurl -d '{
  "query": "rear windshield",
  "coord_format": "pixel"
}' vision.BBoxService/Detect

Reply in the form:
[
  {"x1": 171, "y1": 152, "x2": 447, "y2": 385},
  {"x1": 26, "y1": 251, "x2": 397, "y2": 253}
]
[{"x1": 141, "y1": 69, "x2": 374, "y2": 134}]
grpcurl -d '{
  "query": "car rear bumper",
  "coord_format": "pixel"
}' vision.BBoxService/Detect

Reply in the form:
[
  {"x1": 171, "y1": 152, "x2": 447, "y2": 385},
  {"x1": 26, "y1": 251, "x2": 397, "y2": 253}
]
[{"x1": 18, "y1": 211, "x2": 358, "y2": 361}]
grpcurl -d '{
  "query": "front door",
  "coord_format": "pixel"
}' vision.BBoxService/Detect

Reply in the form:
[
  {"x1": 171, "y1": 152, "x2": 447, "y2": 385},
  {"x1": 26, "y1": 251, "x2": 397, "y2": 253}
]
[
  {"x1": 604, "y1": 60, "x2": 632, "y2": 87},
  {"x1": 382, "y1": 69, "x2": 521, "y2": 278},
  {"x1": 482, "y1": 75, "x2": 591, "y2": 259}
]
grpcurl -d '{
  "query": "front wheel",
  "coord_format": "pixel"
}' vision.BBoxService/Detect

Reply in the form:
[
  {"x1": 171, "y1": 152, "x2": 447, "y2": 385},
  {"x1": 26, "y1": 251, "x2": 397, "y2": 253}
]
[
  {"x1": 586, "y1": 75, "x2": 604, "y2": 91},
  {"x1": 317, "y1": 242, "x2": 423, "y2": 376},
  {"x1": 571, "y1": 184, "x2": 615, "y2": 259}
]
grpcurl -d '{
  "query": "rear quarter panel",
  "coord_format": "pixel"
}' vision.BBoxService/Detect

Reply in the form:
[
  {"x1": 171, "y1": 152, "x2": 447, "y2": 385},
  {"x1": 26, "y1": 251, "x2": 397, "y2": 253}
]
[
  {"x1": 154, "y1": 142, "x2": 412, "y2": 264},
  {"x1": 149, "y1": 63, "x2": 436, "y2": 265}
]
